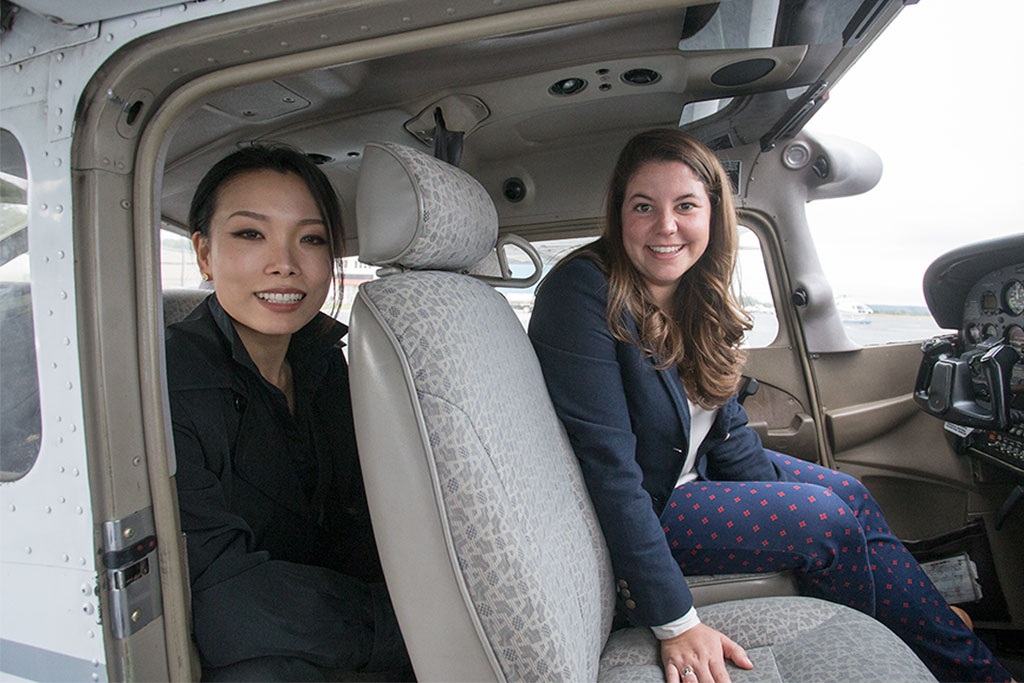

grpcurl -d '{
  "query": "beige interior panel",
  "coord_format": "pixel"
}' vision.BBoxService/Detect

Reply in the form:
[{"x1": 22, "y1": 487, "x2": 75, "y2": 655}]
[
  {"x1": 812, "y1": 343, "x2": 972, "y2": 524},
  {"x1": 825, "y1": 393, "x2": 918, "y2": 453},
  {"x1": 830, "y1": 408, "x2": 972, "y2": 486},
  {"x1": 811, "y1": 342, "x2": 1024, "y2": 632},
  {"x1": 743, "y1": 346, "x2": 811, "y2": 403},
  {"x1": 814, "y1": 343, "x2": 972, "y2": 487},
  {"x1": 743, "y1": 381, "x2": 819, "y2": 463},
  {"x1": 837, "y1": 463, "x2": 968, "y2": 540},
  {"x1": 742, "y1": 346, "x2": 818, "y2": 463},
  {"x1": 814, "y1": 342, "x2": 922, "y2": 408}
]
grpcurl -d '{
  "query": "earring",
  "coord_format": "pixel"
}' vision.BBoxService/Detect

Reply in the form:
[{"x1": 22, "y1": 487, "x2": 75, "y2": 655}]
[{"x1": 201, "y1": 273, "x2": 211, "y2": 281}]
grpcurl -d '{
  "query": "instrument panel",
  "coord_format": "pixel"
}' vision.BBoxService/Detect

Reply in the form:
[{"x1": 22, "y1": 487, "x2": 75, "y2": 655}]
[
  {"x1": 962, "y1": 263, "x2": 1024, "y2": 347},
  {"x1": 917, "y1": 237, "x2": 1024, "y2": 529},
  {"x1": 917, "y1": 259, "x2": 1024, "y2": 477}
]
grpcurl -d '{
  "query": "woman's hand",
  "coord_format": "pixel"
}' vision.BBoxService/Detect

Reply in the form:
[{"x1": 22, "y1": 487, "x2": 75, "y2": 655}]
[{"x1": 660, "y1": 623, "x2": 753, "y2": 683}]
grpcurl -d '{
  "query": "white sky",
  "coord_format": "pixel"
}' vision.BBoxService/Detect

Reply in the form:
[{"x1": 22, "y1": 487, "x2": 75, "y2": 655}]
[{"x1": 804, "y1": 0, "x2": 1024, "y2": 307}]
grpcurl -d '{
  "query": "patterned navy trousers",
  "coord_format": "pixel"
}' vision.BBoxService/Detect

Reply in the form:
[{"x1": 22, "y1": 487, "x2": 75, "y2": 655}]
[{"x1": 662, "y1": 452, "x2": 1011, "y2": 682}]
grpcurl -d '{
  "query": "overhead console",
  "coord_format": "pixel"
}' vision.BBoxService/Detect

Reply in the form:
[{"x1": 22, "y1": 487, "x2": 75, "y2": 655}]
[{"x1": 915, "y1": 234, "x2": 1024, "y2": 528}]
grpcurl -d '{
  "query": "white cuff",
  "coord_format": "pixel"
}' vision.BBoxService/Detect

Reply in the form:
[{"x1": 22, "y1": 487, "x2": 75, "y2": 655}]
[{"x1": 651, "y1": 607, "x2": 701, "y2": 640}]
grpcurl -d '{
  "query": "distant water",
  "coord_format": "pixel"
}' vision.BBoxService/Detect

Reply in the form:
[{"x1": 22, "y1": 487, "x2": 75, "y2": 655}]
[
  {"x1": 744, "y1": 312, "x2": 945, "y2": 348},
  {"x1": 842, "y1": 314, "x2": 946, "y2": 346}
]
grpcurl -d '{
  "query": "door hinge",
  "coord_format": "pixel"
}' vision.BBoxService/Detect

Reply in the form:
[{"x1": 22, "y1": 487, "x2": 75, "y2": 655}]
[{"x1": 102, "y1": 508, "x2": 163, "y2": 639}]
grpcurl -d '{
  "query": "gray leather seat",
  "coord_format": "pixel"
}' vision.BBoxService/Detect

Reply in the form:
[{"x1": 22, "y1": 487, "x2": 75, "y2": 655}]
[{"x1": 348, "y1": 142, "x2": 934, "y2": 682}]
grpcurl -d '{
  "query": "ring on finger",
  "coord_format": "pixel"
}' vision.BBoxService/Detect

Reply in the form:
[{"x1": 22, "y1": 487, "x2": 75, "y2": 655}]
[{"x1": 680, "y1": 667, "x2": 695, "y2": 677}]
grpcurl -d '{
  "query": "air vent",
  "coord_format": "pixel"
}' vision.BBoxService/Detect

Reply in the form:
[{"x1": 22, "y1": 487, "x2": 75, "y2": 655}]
[
  {"x1": 782, "y1": 142, "x2": 811, "y2": 170},
  {"x1": 710, "y1": 58, "x2": 776, "y2": 87},
  {"x1": 549, "y1": 78, "x2": 587, "y2": 96},
  {"x1": 705, "y1": 133, "x2": 734, "y2": 151},
  {"x1": 502, "y1": 178, "x2": 526, "y2": 203},
  {"x1": 621, "y1": 68, "x2": 661, "y2": 86},
  {"x1": 306, "y1": 153, "x2": 334, "y2": 165}
]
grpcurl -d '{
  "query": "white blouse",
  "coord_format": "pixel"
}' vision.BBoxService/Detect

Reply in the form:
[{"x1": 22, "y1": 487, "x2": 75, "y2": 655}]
[{"x1": 653, "y1": 399, "x2": 719, "y2": 640}]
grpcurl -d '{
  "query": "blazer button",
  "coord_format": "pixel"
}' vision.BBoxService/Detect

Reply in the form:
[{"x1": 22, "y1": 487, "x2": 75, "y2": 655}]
[
  {"x1": 625, "y1": 599, "x2": 637, "y2": 609},
  {"x1": 617, "y1": 579, "x2": 629, "y2": 589},
  {"x1": 621, "y1": 589, "x2": 631, "y2": 598}
]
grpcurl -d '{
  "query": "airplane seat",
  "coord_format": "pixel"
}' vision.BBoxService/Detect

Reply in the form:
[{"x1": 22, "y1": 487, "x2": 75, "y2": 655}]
[
  {"x1": 347, "y1": 142, "x2": 935, "y2": 681},
  {"x1": 162, "y1": 287, "x2": 210, "y2": 327},
  {"x1": 160, "y1": 285, "x2": 209, "y2": 680}
]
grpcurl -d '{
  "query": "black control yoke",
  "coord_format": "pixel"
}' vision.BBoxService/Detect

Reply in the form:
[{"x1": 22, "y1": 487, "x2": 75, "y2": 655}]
[{"x1": 914, "y1": 336, "x2": 1022, "y2": 430}]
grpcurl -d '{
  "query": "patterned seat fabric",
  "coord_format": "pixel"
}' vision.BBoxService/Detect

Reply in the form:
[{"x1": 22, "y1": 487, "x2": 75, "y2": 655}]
[
  {"x1": 599, "y1": 597, "x2": 933, "y2": 682},
  {"x1": 348, "y1": 143, "x2": 935, "y2": 682},
  {"x1": 162, "y1": 287, "x2": 209, "y2": 326}
]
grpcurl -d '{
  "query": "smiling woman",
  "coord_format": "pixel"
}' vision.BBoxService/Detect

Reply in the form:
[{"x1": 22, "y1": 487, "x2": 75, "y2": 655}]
[
  {"x1": 191, "y1": 168, "x2": 334, "y2": 393},
  {"x1": 620, "y1": 160, "x2": 711, "y2": 309},
  {"x1": 163, "y1": 145, "x2": 411, "y2": 681},
  {"x1": 528, "y1": 129, "x2": 1015, "y2": 683}
]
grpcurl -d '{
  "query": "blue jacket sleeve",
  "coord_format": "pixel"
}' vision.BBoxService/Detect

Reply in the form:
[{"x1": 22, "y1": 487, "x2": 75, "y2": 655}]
[
  {"x1": 528, "y1": 258, "x2": 694, "y2": 627},
  {"x1": 701, "y1": 396, "x2": 795, "y2": 483}
]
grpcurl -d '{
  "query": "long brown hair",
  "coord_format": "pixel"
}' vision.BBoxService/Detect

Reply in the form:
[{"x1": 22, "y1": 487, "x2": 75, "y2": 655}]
[{"x1": 568, "y1": 129, "x2": 750, "y2": 407}]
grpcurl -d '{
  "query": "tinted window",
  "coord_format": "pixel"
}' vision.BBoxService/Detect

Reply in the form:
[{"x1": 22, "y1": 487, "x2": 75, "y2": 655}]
[{"x1": 1, "y1": 130, "x2": 41, "y2": 481}]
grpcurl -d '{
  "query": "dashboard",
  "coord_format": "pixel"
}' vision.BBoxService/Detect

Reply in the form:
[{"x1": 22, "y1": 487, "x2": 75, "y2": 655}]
[
  {"x1": 961, "y1": 264, "x2": 1024, "y2": 390},
  {"x1": 962, "y1": 264, "x2": 1024, "y2": 349},
  {"x1": 916, "y1": 235, "x2": 1024, "y2": 482}
]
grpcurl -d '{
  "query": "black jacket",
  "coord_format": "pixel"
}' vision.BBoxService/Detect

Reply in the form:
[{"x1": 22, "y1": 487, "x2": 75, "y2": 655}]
[{"x1": 166, "y1": 295, "x2": 381, "y2": 669}]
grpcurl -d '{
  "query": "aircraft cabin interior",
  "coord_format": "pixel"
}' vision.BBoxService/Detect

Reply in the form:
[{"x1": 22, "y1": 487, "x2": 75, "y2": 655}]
[{"x1": 1, "y1": 0, "x2": 1022, "y2": 680}]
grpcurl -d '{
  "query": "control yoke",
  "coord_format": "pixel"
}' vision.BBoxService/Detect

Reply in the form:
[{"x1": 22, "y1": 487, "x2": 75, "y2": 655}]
[{"x1": 914, "y1": 335, "x2": 1022, "y2": 430}]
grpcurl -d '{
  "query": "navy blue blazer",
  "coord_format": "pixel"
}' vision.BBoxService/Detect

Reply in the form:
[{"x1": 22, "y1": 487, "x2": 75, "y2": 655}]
[{"x1": 528, "y1": 257, "x2": 789, "y2": 627}]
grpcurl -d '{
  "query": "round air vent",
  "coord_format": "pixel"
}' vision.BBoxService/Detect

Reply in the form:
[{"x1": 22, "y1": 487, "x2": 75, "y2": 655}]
[
  {"x1": 549, "y1": 78, "x2": 587, "y2": 96},
  {"x1": 621, "y1": 68, "x2": 661, "y2": 86},
  {"x1": 782, "y1": 142, "x2": 811, "y2": 170},
  {"x1": 503, "y1": 178, "x2": 526, "y2": 203},
  {"x1": 710, "y1": 58, "x2": 776, "y2": 87}
]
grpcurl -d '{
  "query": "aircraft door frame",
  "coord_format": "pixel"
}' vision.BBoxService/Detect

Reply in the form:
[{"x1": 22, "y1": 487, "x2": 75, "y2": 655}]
[{"x1": 735, "y1": 208, "x2": 829, "y2": 467}]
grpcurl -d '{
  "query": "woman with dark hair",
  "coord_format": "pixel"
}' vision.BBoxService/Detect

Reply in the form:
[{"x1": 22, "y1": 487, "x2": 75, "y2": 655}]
[
  {"x1": 528, "y1": 129, "x2": 1011, "y2": 683},
  {"x1": 166, "y1": 145, "x2": 409, "y2": 681}
]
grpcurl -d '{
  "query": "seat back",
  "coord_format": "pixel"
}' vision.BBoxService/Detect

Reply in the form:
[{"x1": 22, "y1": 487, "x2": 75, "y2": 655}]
[
  {"x1": 349, "y1": 143, "x2": 615, "y2": 681},
  {"x1": 162, "y1": 287, "x2": 209, "y2": 327}
]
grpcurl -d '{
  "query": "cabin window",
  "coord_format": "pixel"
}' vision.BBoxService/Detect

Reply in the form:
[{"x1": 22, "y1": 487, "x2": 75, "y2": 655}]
[
  {"x1": 160, "y1": 227, "x2": 202, "y2": 288},
  {"x1": 0, "y1": 129, "x2": 41, "y2": 481},
  {"x1": 498, "y1": 236, "x2": 594, "y2": 330},
  {"x1": 735, "y1": 225, "x2": 779, "y2": 348},
  {"x1": 495, "y1": 230, "x2": 780, "y2": 348}
]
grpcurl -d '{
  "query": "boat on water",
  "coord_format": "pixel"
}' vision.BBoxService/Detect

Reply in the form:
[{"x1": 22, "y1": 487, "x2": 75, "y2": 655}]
[{"x1": 836, "y1": 295, "x2": 874, "y2": 324}]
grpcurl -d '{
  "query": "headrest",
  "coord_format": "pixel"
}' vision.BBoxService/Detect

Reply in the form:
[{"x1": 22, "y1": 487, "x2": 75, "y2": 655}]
[{"x1": 356, "y1": 142, "x2": 498, "y2": 270}]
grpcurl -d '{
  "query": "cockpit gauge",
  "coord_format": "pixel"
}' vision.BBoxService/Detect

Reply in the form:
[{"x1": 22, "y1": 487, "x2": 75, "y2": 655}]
[
  {"x1": 982, "y1": 323, "x2": 998, "y2": 340},
  {"x1": 966, "y1": 324, "x2": 982, "y2": 344},
  {"x1": 1005, "y1": 324, "x2": 1024, "y2": 346},
  {"x1": 981, "y1": 291, "x2": 999, "y2": 315},
  {"x1": 1004, "y1": 280, "x2": 1024, "y2": 316}
]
